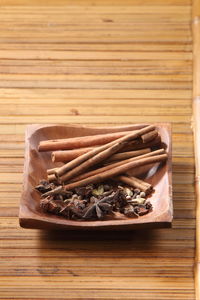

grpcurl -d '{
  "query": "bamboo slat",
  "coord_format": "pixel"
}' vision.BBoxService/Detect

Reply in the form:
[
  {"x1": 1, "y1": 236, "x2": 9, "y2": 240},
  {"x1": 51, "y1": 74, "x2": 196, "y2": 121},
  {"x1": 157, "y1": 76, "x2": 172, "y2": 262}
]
[
  {"x1": 193, "y1": 1, "x2": 200, "y2": 299},
  {"x1": 0, "y1": 0, "x2": 191, "y2": 5},
  {"x1": 0, "y1": 1, "x2": 195, "y2": 299},
  {"x1": 0, "y1": 50, "x2": 192, "y2": 60},
  {"x1": 0, "y1": 88, "x2": 192, "y2": 98},
  {"x1": 0, "y1": 43, "x2": 192, "y2": 51}
]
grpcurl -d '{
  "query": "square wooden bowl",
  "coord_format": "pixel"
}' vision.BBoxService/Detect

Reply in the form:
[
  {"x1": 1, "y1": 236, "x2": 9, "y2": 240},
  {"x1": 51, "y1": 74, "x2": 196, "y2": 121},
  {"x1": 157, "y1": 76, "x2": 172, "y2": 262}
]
[{"x1": 19, "y1": 123, "x2": 172, "y2": 230}]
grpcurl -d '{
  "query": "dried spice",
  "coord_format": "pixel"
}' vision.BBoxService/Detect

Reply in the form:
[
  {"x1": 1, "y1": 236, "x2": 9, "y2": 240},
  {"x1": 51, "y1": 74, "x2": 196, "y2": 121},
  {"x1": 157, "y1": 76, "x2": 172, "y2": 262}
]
[
  {"x1": 74, "y1": 185, "x2": 94, "y2": 197},
  {"x1": 36, "y1": 180, "x2": 153, "y2": 221},
  {"x1": 83, "y1": 192, "x2": 116, "y2": 220},
  {"x1": 35, "y1": 180, "x2": 56, "y2": 194},
  {"x1": 92, "y1": 184, "x2": 104, "y2": 196},
  {"x1": 34, "y1": 125, "x2": 168, "y2": 221}
]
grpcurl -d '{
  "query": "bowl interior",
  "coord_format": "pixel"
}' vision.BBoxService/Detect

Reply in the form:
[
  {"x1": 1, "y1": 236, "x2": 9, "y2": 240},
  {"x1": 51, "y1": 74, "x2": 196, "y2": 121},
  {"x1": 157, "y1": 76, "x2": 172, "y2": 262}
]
[{"x1": 20, "y1": 123, "x2": 172, "y2": 230}]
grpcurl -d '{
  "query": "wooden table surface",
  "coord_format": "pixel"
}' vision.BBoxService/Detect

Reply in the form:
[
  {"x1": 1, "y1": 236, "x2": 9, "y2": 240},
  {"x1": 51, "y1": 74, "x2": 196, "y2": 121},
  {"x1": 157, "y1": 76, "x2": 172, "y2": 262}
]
[{"x1": 0, "y1": 0, "x2": 195, "y2": 299}]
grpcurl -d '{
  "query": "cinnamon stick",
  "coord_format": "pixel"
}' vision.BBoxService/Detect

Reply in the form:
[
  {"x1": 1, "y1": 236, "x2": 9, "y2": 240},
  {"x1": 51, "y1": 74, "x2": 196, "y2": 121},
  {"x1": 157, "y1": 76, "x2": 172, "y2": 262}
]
[
  {"x1": 141, "y1": 130, "x2": 158, "y2": 143},
  {"x1": 123, "y1": 135, "x2": 161, "y2": 151},
  {"x1": 52, "y1": 147, "x2": 93, "y2": 162},
  {"x1": 48, "y1": 174, "x2": 57, "y2": 182},
  {"x1": 116, "y1": 175, "x2": 153, "y2": 194},
  {"x1": 59, "y1": 140, "x2": 130, "y2": 183},
  {"x1": 60, "y1": 148, "x2": 151, "y2": 183},
  {"x1": 51, "y1": 135, "x2": 161, "y2": 163},
  {"x1": 56, "y1": 125, "x2": 155, "y2": 179},
  {"x1": 69, "y1": 148, "x2": 165, "y2": 183},
  {"x1": 106, "y1": 148, "x2": 151, "y2": 162},
  {"x1": 63, "y1": 153, "x2": 167, "y2": 190},
  {"x1": 47, "y1": 167, "x2": 58, "y2": 175},
  {"x1": 38, "y1": 129, "x2": 143, "y2": 152}
]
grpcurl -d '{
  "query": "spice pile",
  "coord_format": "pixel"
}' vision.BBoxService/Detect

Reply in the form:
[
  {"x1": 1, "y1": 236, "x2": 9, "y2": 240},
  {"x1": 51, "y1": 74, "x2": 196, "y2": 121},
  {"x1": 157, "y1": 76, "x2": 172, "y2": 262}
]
[
  {"x1": 35, "y1": 124, "x2": 168, "y2": 221},
  {"x1": 36, "y1": 181, "x2": 152, "y2": 220}
]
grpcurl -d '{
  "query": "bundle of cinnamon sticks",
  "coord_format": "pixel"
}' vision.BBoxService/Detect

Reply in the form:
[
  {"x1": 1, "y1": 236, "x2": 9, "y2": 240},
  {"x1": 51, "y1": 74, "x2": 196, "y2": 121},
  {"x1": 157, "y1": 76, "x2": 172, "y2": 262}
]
[{"x1": 36, "y1": 124, "x2": 168, "y2": 220}]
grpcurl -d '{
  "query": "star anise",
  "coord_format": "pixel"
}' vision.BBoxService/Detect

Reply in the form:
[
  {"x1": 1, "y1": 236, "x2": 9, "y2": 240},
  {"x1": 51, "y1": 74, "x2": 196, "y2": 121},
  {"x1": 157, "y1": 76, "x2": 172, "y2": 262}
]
[
  {"x1": 35, "y1": 180, "x2": 56, "y2": 193},
  {"x1": 83, "y1": 192, "x2": 116, "y2": 220}
]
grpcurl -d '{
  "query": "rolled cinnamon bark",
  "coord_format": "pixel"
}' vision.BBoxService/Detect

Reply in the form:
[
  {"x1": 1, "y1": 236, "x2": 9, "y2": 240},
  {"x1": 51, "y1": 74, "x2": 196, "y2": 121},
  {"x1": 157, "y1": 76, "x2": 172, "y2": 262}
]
[
  {"x1": 59, "y1": 148, "x2": 151, "y2": 182},
  {"x1": 116, "y1": 175, "x2": 153, "y2": 194},
  {"x1": 63, "y1": 153, "x2": 167, "y2": 190},
  {"x1": 47, "y1": 174, "x2": 57, "y2": 182},
  {"x1": 106, "y1": 148, "x2": 151, "y2": 162},
  {"x1": 51, "y1": 135, "x2": 161, "y2": 163},
  {"x1": 47, "y1": 167, "x2": 58, "y2": 175},
  {"x1": 52, "y1": 147, "x2": 93, "y2": 162},
  {"x1": 69, "y1": 148, "x2": 165, "y2": 183},
  {"x1": 141, "y1": 130, "x2": 158, "y2": 143},
  {"x1": 124, "y1": 135, "x2": 161, "y2": 151},
  {"x1": 38, "y1": 128, "x2": 145, "y2": 152},
  {"x1": 56, "y1": 125, "x2": 155, "y2": 179},
  {"x1": 59, "y1": 140, "x2": 129, "y2": 183}
]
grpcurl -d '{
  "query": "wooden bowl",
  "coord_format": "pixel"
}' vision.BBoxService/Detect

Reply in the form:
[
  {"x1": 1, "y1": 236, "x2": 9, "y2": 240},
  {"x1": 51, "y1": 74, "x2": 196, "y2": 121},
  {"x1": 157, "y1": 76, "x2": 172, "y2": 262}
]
[{"x1": 19, "y1": 123, "x2": 172, "y2": 230}]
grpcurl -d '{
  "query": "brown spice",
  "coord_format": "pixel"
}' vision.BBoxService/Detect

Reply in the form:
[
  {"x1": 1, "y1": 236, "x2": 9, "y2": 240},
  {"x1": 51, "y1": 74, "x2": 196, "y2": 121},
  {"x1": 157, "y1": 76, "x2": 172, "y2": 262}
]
[
  {"x1": 55, "y1": 125, "x2": 156, "y2": 178},
  {"x1": 63, "y1": 154, "x2": 167, "y2": 190},
  {"x1": 116, "y1": 175, "x2": 153, "y2": 194}
]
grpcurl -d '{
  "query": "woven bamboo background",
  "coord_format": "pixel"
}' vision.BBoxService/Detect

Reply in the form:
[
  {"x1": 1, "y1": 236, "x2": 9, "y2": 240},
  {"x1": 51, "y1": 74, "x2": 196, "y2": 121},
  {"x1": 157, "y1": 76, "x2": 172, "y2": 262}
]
[{"x1": 0, "y1": 0, "x2": 195, "y2": 299}]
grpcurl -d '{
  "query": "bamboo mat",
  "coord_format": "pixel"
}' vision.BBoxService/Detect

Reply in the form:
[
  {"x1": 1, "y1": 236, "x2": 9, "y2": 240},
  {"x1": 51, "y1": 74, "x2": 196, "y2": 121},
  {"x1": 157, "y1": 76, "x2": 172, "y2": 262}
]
[{"x1": 0, "y1": 0, "x2": 195, "y2": 299}]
